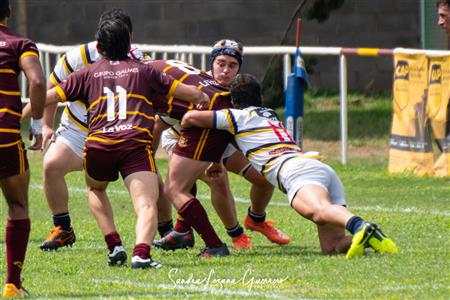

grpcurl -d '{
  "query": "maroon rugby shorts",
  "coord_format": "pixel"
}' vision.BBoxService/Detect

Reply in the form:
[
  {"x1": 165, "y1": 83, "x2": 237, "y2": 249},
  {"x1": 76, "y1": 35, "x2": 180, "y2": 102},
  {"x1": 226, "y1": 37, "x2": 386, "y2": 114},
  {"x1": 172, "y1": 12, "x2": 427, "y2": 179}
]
[
  {"x1": 0, "y1": 140, "x2": 29, "y2": 179},
  {"x1": 172, "y1": 127, "x2": 232, "y2": 163},
  {"x1": 84, "y1": 145, "x2": 157, "y2": 181}
]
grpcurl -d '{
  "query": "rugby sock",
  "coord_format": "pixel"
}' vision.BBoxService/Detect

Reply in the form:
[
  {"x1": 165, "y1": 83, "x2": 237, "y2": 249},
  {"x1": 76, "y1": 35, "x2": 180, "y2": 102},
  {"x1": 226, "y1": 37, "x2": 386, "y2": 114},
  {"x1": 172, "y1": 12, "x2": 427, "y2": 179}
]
[
  {"x1": 158, "y1": 220, "x2": 174, "y2": 237},
  {"x1": 248, "y1": 207, "x2": 266, "y2": 223},
  {"x1": 5, "y1": 218, "x2": 30, "y2": 288},
  {"x1": 174, "y1": 214, "x2": 191, "y2": 233},
  {"x1": 226, "y1": 223, "x2": 244, "y2": 238},
  {"x1": 179, "y1": 198, "x2": 222, "y2": 248},
  {"x1": 105, "y1": 231, "x2": 122, "y2": 252},
  {"x1": 132, "y1": 243, "x2": 151, "y2": 259},
  {"x1": 345, "y1": 216, "x2": 365, "y2": 234},
  {"x1": 53, "y1": 212, "x2": 71, "y2": 231}
]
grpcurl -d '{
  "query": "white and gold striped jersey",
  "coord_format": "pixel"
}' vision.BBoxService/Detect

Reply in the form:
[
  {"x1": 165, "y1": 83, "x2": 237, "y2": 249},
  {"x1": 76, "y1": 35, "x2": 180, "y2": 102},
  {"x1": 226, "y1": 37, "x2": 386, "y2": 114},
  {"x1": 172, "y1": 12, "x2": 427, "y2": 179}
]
[
  {"x1": 50, "y1": 41, "x2": 145, "y2": 133},
  {"x1": 214, "y1": 106, "x2": 303, "y2": 191}
]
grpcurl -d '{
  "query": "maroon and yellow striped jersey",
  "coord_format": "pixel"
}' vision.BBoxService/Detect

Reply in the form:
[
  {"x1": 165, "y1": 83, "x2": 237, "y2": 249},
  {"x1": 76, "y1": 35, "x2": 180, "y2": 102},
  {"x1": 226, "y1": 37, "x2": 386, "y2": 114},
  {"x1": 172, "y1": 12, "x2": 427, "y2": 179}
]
[
  {"x1": 148, "y1": 60, "x2": 230, "y2": 120},
  {"x1": 55, "y1": 58, "x2": 177, "y2": 151},
  {"x1": 0, "y1": 24, "x2": 39, "y2": 146}
]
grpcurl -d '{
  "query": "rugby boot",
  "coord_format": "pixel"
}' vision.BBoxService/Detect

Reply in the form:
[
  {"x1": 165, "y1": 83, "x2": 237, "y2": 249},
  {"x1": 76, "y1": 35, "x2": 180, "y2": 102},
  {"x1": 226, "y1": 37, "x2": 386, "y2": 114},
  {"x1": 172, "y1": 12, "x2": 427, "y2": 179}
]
[
  {"x1": 108, "y1": 245, "x2": 127, "y2": 266},
  {"x1": 367, "y1": 223, "x2": 398, "y2": 254},
  {"x1": 131, "y1": 255, "x2": 163, "y2": 269},
  {"x1": 198, "y1": 243, "x2": 230, "y2": 257},
  {"x1": 40, "y1": 226, "x2": 76, "y2": 251},
  {"x1": 346, "y1": 222, "x2": 376, "y2": 259},
  {"x1": 244, "y1": 215, "x2": 289, "y2": 245},
  {"x1": 2, "y1": 283, "x2": 29, "y2": 298},
  {"x1": 231, "y1": 233, "x2": 253, "y2": 250},
  {"x1": 153, "y1": 228, "x2": 195, "y2": 251}
]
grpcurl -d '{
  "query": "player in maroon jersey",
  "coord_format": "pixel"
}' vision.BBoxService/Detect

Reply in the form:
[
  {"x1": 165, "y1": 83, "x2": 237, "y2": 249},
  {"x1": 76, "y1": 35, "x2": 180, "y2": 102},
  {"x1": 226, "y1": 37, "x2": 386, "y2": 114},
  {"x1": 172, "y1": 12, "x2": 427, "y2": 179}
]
[
  {"x1": 45, "y1": 12, "x2": 209, "y2": 269},
  {"x1": 152, "y1": 41, "x2": 288, "y2": 254},
  {"x1": 0, "y1": 0, "x2": 46, "y2": 297}
]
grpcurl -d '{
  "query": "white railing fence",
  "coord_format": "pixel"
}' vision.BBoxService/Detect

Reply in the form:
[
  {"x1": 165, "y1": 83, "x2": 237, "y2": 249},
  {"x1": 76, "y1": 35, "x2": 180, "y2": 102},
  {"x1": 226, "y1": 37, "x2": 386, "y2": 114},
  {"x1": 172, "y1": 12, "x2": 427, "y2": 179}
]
[{"x1": 23, "y1": 44, "x2": 450, "y2": 164}]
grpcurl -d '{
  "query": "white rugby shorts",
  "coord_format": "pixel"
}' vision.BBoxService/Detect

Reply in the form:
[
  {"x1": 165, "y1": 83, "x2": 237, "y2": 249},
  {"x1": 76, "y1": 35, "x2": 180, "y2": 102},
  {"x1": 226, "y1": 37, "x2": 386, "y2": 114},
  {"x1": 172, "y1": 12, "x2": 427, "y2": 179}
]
[
  {"x1": 54, "y1": 125, "x2": 86, "y2": 159},
  {"x1": 279, "y1": 157, "x2": 346, "y2": 206},
  {"x1": 160, "y1": 128, "x2": 178, "y2": 156}
]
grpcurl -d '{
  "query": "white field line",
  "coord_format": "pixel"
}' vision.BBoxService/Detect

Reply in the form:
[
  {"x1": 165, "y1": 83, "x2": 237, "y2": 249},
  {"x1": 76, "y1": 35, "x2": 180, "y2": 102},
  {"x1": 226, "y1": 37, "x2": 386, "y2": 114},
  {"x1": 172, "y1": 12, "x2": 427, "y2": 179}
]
[
  {"x1": 29, "y1": 183, "x2": 450, "y2": 217},
  {"x1": 91, "y1": 278, "x2": 295, "y2": 300}
]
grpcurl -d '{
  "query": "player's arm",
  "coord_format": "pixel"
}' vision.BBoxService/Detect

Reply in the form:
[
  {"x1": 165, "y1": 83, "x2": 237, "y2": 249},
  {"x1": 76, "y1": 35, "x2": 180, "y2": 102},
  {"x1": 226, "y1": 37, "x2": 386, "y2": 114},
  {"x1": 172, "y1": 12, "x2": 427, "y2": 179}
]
[
  {"x1": 46, "y1": 86, "x2": 67, "y2": 106},
  {"x1": 172, "y1": 82, "x2": 210, "y2": 109},
  {"x1": 20, "y1": 55, "x2": 46, "y2": 120},
  {"x1": 181, "y1": 110, "x2": 214, "y2": 129},
  {"x1": 20, "y1": 79, "x2": 58, "y2": 121}
]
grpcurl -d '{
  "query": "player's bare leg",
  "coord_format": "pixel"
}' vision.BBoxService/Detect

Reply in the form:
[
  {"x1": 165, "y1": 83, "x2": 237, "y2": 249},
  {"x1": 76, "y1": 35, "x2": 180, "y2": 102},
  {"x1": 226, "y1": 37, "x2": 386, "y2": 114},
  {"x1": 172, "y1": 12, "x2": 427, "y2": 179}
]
[
  {"x1": 292, "y1": 184, "x2": 397, "y2": 258},
  {"x1": 2, "y1": 171, "x2": 30, "y2": 220},
  {"x1": 245, "y1": 168, "x2": 274, "y2": 215},
  {"x1": 125, "y1": 171, "x2": 162, "y2": 269},
  {"x1": 85, "y1": 177, "x2": 115, "y2": 237},
  {"x1": 164, "y1": 154, "x2": 229, "y2": 257},
  {"x1": 43, "y1": 142, "x2": 82, "y2": 214},
  {"x1": 86, "y1": 174, "x2": 126, "y2": 266},
  {"x1": 317, "y1": 223, "x2": 351, "y2": 254},
  {"x1": 292, "y1": 185, "x2": 352, "y2": 227},
  {"x1": 201, "y1": 163, "x2": 237, "y2": 228},
  {"x1": 156, "y1": 173, "x2": 173, "y2": 237},
  {"x1": 125, "y1": 171, "x2": 159, "y2": 245},
  {"x1": 40, "y1": 142, "x2": 80, "y2": 250},
  {"x1": 225, "y1": 151, "x2": 288, "y2": 245},
  {"x1": 201, "y1": 163, "x2": 252, "y2": 250}
]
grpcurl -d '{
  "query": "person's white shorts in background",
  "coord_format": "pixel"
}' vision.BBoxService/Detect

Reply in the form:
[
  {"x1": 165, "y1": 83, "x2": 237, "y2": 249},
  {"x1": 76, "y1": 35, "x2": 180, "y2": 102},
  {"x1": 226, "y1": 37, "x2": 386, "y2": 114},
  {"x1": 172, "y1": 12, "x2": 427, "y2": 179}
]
[
  {"x1": 54, "y1": 125, "x2": 86, "y2": 159},
  {"x1": 280, "y1": 157, "x2": 346, "y2": 206},
  {"x1": 160, "y1": 128, "x2": 178, "y2": 156},
  {"x1": 221, "y1": 143, "x2": 238, "y2": 160}
]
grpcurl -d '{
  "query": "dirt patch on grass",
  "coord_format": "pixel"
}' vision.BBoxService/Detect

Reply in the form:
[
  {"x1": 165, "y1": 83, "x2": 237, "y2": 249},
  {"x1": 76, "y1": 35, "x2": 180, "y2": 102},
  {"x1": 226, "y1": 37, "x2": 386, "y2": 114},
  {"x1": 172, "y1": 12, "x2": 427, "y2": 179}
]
[
  {"x1": 302, "y1": 138, "x2": 390, "y2": 162},
  {"x1": 156, "y1": 138, "x2": 391, "y2": 162}
]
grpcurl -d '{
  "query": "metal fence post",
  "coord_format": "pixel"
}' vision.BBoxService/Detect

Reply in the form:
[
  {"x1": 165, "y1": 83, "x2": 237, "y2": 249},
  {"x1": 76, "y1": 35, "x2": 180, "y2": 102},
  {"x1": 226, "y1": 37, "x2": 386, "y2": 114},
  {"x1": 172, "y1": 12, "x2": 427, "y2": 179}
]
[{"x1": 339, "y1": 54, "x2": 348, "y2": 164}]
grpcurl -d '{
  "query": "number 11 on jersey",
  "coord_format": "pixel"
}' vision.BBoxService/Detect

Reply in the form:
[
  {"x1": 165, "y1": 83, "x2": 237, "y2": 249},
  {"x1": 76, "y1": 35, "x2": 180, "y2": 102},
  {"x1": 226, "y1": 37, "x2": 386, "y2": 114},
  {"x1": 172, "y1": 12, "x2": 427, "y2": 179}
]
[{"x1": 104, "y1": 85, "x2": 127, "y2": 121}]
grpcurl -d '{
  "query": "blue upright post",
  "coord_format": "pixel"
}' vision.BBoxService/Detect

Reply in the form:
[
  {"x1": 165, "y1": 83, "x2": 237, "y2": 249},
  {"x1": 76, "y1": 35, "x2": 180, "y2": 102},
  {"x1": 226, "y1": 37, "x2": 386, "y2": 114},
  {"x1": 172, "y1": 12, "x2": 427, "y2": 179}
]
[{"x1": 285, "y1": 47, "x2": 308, "y2": 148}]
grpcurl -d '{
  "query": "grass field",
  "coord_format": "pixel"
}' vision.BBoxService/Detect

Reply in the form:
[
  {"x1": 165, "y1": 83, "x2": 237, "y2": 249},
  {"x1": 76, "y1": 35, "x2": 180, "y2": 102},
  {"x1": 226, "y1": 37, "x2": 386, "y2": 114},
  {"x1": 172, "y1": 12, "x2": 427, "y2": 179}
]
[{"x1": 1, "y1": 95, "x2": 449, "y2": 299}]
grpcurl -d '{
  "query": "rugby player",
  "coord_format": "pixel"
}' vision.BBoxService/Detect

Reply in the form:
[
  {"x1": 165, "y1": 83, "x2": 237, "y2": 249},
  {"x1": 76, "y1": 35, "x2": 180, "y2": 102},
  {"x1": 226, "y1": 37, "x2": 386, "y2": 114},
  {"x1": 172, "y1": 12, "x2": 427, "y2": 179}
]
[
  {"x1": 45, "y1": 10, "x2": 209, "y2": 268},
  {"x1": 0, "y1": 0, "x2": 46, "y2": 297},
  {"x1": 154, "y1": 40, "x2": 289, "y2": 252},
  {"x1": 21, "y1": 9, "x2": 149, "y2": 252},
  {"x1": 181, "y1": 74, "x2": 399, "y2": 258}
]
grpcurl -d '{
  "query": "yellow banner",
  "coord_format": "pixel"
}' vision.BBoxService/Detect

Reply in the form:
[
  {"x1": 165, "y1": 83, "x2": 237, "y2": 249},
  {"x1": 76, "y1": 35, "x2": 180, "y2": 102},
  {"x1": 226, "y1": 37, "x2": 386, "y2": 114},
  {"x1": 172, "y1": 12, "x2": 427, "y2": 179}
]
[
  {"x1": 389, "y1": 53, "x2": 450, "y2": 176},
  {"x1": 428, "y1": 55, "x2": 450, "y2": 176},
  {"x1": 389, "y1": 53, "x2": 434, "y2": 175}
]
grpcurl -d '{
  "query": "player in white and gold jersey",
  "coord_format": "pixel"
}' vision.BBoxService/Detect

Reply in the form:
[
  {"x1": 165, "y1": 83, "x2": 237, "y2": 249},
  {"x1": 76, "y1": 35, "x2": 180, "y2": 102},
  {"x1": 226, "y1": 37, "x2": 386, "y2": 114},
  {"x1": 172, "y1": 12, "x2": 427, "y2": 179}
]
[{"x1": 181, "y1": 74, "x2": 398, "y2": 258}]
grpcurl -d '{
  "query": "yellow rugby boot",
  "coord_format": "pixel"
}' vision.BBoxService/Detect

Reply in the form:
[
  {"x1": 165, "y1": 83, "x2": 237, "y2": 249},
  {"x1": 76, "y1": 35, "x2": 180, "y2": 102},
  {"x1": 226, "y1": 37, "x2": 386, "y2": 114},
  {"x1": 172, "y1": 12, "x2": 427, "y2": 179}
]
[{"x1": 3, "y1": 283, "x2": 29, "y2": 298}]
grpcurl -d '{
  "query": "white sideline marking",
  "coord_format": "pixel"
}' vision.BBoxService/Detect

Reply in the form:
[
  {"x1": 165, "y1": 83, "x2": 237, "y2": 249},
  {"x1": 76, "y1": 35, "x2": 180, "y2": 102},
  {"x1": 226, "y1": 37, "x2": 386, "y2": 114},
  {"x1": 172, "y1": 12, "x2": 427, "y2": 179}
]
[
  {"x1": 29, "y1": 183, "x2": 449, "y2": 216},
  {"x1": 91, "y1": 278, "x2": 294, "y2": 299}
]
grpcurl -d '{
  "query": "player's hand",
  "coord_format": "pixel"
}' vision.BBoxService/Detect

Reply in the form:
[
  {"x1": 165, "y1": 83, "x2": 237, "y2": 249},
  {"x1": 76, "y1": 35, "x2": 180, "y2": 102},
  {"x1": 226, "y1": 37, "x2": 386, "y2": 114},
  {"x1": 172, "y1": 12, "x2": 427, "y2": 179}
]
[
  {"x1": 41, "y1": 126, "x2": 56, "y2": 151},
  {"x1": 28, "y1": 118, "x2": 43, "y2": 150},
  {"x1": 205, "y1": 162, "x2": 224, "y2": 178},
  {"x1": 28, "y1": 132, "x2": 43, "y2": 150},
  {"x1": 196, "y1": 92, "x2": 210, "y2": 110}
]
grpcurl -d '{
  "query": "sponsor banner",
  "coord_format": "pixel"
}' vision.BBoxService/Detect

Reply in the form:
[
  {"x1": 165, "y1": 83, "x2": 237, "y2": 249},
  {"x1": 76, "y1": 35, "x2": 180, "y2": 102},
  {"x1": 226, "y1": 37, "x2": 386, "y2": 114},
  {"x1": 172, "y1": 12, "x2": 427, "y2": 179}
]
[
  {"x1": 428, "y1": 55, "x2": 450, "y2": 176},
  {"x1": 389, "y1": 53, "x2": 433, "y2": 175},
  {"x1": 389, "y1": 53, "x2": 450, "y2": 176}
]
